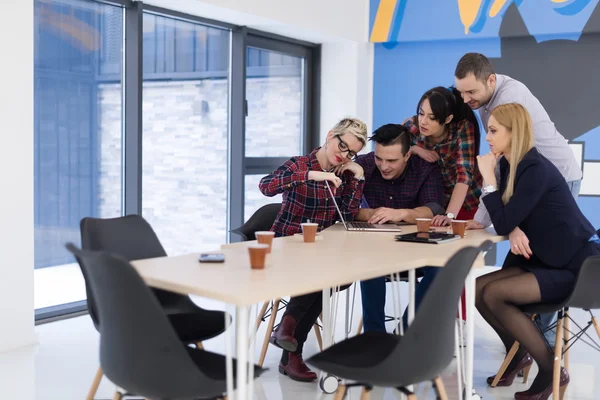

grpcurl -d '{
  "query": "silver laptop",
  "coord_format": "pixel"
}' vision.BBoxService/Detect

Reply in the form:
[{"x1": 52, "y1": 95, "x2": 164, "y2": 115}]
[{"x1": 325, "y1": 181, "x2": 404, "y2": 232}]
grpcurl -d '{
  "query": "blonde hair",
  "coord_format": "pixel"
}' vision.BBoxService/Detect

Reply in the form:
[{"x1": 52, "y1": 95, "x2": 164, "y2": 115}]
[
  {"x1": 331, "y1": 117, "x2": 368, "y2": 148},
  {"x1": 490, "y1": 103, "x2": 535, "y2": 204}
]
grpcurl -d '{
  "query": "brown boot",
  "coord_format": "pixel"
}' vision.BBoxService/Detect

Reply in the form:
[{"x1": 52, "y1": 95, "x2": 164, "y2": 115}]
[
  {"x1": 270, "y1": 315, "x2": 298, "y2": 352},
  {"x1": 278, "y1": 350, "x2": 317, "y2": 382}
]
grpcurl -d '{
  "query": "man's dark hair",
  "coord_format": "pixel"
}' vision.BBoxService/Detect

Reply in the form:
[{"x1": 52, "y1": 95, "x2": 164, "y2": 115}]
[
  {"x1": 369, "y1": 124, "x2": 411, "y2": 155},
  {"x1": 455, "y1": 52, "x2": 495, "y2": 82}
]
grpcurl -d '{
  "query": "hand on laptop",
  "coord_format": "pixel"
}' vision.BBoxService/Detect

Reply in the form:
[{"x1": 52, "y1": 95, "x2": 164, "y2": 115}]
[{"x1": 368, "y1": 208, "x2": 407, "y2": 224}]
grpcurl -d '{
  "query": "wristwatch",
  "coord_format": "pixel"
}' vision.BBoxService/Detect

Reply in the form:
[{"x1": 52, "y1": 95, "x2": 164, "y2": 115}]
[
  {"x1": 482, "y1": 184, "x2": 498, "y2": 195},
  {"x1": 445, "y1": 212, "x2": 455, "y2": 219}
]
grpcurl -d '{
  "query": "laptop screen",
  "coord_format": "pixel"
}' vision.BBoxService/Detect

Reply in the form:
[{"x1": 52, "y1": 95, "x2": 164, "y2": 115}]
[{"x1": 325, "y1": 180, "x2": 348, "y2": 229}]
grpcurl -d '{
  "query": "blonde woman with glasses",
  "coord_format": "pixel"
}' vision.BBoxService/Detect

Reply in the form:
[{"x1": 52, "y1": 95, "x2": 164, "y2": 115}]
[
  {"x1": 259, "y1": 117, "x2": 367, "y2": 382},
  {"x1": 474, "y1": 103, "x2": 600, "y2": 399}
]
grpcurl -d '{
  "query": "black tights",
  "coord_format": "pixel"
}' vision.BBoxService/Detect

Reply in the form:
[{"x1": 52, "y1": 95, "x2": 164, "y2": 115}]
[{"x1": 476, "y1": 267, "x2": 554, "y2": 392}]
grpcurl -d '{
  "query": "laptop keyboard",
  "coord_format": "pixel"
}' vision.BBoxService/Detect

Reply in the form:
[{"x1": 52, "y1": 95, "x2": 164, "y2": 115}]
[{"x1": 348, "y1": 221, "x2": 376, "y2": 229}]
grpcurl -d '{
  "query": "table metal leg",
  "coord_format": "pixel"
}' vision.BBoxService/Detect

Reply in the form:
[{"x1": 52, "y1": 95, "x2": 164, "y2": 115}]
[
  {"x1": 465, "y1": 270, "x2": 476, "y2": 400},
  {"x1": 235, "y1": 306, "x2": 250, "y2": 400},
  {"x1": 408, "y1": 269, "x2": 416, "y2": 325},
  {"x1": 225, "y1": 305, "x2": 234, "y2": 398}
]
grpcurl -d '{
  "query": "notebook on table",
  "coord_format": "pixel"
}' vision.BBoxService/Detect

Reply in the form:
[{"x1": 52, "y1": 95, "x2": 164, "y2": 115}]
[{"x1": 394, "y1": 231, "x2": 460, "y2": 244}]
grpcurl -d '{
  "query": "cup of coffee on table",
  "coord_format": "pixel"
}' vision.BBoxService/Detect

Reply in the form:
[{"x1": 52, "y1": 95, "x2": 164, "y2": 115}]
[
  {"x1": 416, "y1": 218, "x2": 432, "y2": 233},
  {"x1": 255, "y1": 231, "x2": 275, "y2": 253},
  {"x1": 451, "y1": 220, "x2": 467, "y2": 238},
  {"x1": 248, "y1": 244, "x2": 269, "y2": 269},
  {"x1": 301, "y1": 222, "x2": 319, "y2": 243}
]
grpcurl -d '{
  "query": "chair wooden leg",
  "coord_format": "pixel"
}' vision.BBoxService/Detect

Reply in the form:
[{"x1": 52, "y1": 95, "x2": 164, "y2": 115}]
[
  {"x1": 491, "y1": 314, "x2": 536, "y2": 387},
  {"x1": 313, "y1": 323, "x2": 323, "y2": 351},
  {"x1": 563, "y1": 309, "x2": 570, "y2": 372},
  {"x1": 553, "y1": 311, "x2": 565, "y2": 400},
  {"x1": 196, "y1": 341, "x2": 204, "y2": 350},
  {"x1": 258, "y1": 299, "x2": 280, "y2": 367},
  {"x1": 333, "y1": 385, "x2": 347, "y2": 400},
  {"x1": 407, "y1": 394, "x2": 417, "y2": 400},
  {"x1": 86, "y1": 366, "x2": 103, "y2": 400},
  {"x1": 356, "y1": 317, "x2": 363, "y2": 336},
  {"x1": 255, "y1": 301, "x2": 270, "y2": 332},
  {"x1": 112, "y1": 391, "x2": 122, "y2": 400},
  {"x1": 360, "y1": 386, "x2": 371, "y2": 400},
  {"x1": 433, "y1": 377, "x2": 448, "y2": 400},
  {"x1": 592, "y1": 315, "x2": 600, "y2": 340},
  {"x1": 491, "y1": 340, "x2": 520, "y2": 387},
  {"x1": 522, "y1": 363, "x2": 532, "y2": 383}
]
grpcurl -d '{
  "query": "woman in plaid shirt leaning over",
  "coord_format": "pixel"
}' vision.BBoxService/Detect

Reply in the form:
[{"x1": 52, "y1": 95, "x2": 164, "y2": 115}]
[
  {"x1": 258, "y1": 117, "x2": 367, "y2": 382},
  {"x1": 404, "y1": 86, "x2": 483, "y2": 226},
  {"x1": 403, "y1": 86, "x2": 483, "y2": 339}
]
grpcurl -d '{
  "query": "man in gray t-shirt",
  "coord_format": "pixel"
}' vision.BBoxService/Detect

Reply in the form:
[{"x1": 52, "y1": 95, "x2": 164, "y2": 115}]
[{"x1": 454, "y1": 52, "x2": 582, "y2": 348}]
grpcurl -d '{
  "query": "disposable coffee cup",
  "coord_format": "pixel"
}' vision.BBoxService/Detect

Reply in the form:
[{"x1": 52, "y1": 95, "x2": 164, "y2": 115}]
[
  {"x1": 255, "y1": 231, "x2": 275, "y2": 253},
  {"x1": 248, "y1": 244, "x2": 269, "y2": 269},
  {"x1": 451, "y1": 220, "x2": 467, "y2": 238},
  {"x1": 301, "y1": 223, "x2": 319, "y2": 243},
  {"x1": 415, "y1": 218, "x2": 432, "y2": 233}
]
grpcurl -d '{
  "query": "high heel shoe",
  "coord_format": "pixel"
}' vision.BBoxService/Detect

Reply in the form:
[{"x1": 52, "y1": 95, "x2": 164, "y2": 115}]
[
  {"x1": 514, "y1": 367, "x2": 570, "y2": 400},
  {"x1": 487, "y1": 353, "x2": 533, "y2": 387}
]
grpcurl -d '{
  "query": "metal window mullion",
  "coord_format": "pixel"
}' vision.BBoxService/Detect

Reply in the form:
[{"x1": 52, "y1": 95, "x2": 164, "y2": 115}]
[
  {"x1": 308, "y1": 45, "x2": 320, "y2": 151},
  {"x1": 227, "y1": 26, "x2": 247, "y2": 243},
  {"x1": 123, "y1": 1, "x2": 143, "y2": 216}
]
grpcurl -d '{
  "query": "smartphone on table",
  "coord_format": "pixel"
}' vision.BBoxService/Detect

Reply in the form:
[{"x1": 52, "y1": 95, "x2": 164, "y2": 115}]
[{"x1": 199, "y1": 253, "x2": 225, "y2": 263}]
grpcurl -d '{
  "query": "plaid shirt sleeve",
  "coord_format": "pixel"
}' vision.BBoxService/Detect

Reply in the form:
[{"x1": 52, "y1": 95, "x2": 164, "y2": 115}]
[
  {"x1": 454, "y1": 120, "x2": 477, "y2": 187},
  {"x1": 417, "y1": 162, "x2": 445, "y2": 214},
  {"x1": 259, "y1": 157, "x2": 310, "y2": 196},
  {"x1": 402, "y1": 116, "x2": 420, "y2": 146}
]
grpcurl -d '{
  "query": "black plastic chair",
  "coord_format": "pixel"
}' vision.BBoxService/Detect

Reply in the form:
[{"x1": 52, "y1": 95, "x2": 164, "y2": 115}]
[
  {"x1": 66, "y1": 244, "x2": 262, "y2": 400},
  {"x1": 355, "y1": 269, "x2": 427, "y2": 335},
  {"x1": 79, "y1": 215, "x2": 229, "y2": 399},
  {"x1": 492, "y1": 253, "x2": 600, "y2": 399},
  {"x1": 230, "y1": 203, "x2": 282, "y2": 241},
  {"x1": 307, "y1": 241, "x2": 492, "y2": 399}
]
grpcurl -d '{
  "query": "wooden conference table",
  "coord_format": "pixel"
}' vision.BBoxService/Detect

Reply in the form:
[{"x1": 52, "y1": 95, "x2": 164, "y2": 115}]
[{"x1": 132, "y1": 223, "x2": 506, "y2": 400}]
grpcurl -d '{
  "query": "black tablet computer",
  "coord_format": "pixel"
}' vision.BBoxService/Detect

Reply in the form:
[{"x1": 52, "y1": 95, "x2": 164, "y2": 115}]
[{"x1": 395, "y1": 232, "x2": 461, "y2": 244}]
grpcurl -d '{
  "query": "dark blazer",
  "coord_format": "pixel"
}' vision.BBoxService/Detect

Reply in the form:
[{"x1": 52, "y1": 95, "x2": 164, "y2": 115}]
[{"x1": 483, "y1": 147, "x2": 595, "y2": 268}]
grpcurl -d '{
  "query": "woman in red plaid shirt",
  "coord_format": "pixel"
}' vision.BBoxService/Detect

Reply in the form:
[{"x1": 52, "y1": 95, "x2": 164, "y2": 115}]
[
  {"x1": 403, "y1": 86, "x2": 483, "y2": 338},
  {"x1": 404, "y1": 86, "x2": 483, "y2": 226},
  {"x1": 259, "y1": 117, "x2": 368, "y2": 382}
]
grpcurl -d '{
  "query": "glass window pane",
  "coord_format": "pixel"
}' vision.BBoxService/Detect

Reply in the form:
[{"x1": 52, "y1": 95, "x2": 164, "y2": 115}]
[
  {"x1": 244, "y1": 174, "x2": 282, "y2": 222},
  {"x1": 142, "y1": 13, "x2": 230, "y2": 255},
  {"x1": 245, "y1": 47, "x2": 304, "y2": 157},
  {"x1": 34, "y1": 0, "x2": 123, "y2": 310}
]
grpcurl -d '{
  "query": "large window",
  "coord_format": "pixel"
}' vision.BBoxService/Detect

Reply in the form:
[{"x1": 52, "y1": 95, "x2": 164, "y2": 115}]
[
  {"x1": 242, "y1": 36, "x2": 314, "y2": 222},
  {"x1": 141, "y1": 13, "x2": 230, "y2": 255},
  {"x1": 33, "y1": 0, "x2": 318, "y2": 320},
  {"x1": 34, "y1": 0, "x2": 123, "y2": 313}
]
